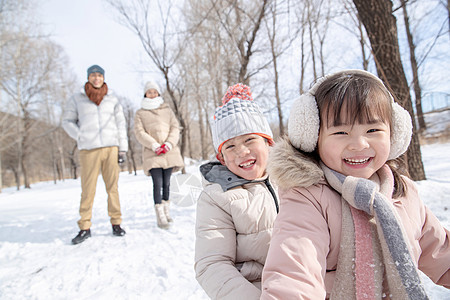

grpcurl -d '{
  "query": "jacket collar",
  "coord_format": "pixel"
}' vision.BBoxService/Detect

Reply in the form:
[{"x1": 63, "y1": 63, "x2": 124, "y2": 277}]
[
  {"x1": 141, "y1": 96, "x2": 164, "y2": 110},
  {"x1": 80, "y1": 85, "x2": 112, "y2": 96},
  {"x1": 267, "y1": 138, "x2": 324, "y2": 190},
  {"x1": 200, "y1": 161, "x2": 267, "y2": 191}
]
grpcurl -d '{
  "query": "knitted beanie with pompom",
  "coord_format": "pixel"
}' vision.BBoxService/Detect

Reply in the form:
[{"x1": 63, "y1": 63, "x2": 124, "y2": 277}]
[{"x1": 211, "y1": 83, "x2": 273, "y2": 153}]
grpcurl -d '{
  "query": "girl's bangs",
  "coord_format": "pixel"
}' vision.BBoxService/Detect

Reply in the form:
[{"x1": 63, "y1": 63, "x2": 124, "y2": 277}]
[{"x1": 317, "y1": 74, "x2": 392, "y2": 128}]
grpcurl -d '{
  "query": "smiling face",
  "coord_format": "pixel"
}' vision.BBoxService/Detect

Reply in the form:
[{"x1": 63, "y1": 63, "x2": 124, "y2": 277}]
[
  {"x1": 88, "y1": 72, "x2": 104, "y2": 88},
  {"x1": 315, "y1": 72, "x2": 393, "y2": 179},
  {"x1": 145, "y1": 88, "x2": 159, "y2": 99},
  {"x1": 318, "y1": 119, "x2": 390, "y2": 179},
  {"x1": 219, "y1": 134, "x2": 270, "y2": 180}
]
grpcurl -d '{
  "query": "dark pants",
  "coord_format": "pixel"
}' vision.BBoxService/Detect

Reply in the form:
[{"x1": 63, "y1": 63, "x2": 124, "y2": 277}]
[{"x1": 150, "y1": 168, "x2": 173, "y2": 204}]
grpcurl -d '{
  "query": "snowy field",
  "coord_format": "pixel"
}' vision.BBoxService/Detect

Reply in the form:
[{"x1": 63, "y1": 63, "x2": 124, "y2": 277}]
[{"x1": 0, "y1": 142, "x2": 449, "y2": 299}]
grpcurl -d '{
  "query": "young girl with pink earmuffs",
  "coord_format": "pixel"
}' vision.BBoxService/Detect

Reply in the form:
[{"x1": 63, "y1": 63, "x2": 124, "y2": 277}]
[{"x1": 261, "y1": 70, "x2": 449, "y2": 299}]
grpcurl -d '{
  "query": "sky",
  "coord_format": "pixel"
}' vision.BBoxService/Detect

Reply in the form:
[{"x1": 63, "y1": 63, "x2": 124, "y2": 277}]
[
  {"x1": 36, "y1": 0, "x2": 450, "y2": 114},
  {"x1": 39, "y1": 0, "x2": 154, "y2": 102},
  {"x1": 0, "y1": 139, "x2": 449, "y2": 299}
]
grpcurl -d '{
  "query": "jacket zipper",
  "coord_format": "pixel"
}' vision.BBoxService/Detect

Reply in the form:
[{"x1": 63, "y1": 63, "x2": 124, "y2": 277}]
[
  {"x1": 97, "y1": 103, "x2": 103, "y2": 145},
  {"x1": 264, "y1": 178, "x2": 279, "y2": 214}
]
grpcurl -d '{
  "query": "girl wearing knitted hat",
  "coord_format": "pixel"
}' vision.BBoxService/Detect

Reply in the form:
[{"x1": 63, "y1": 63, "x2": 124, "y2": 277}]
[
  {"x1": 195, "y1": 84, "x2": 279, "y2": 299},
  {"x1": 261, "y1": 70, "x2": 449, "y2": 299},
  {"x1": 134, "y1": 81, "x2": 184, "y2": 229}
]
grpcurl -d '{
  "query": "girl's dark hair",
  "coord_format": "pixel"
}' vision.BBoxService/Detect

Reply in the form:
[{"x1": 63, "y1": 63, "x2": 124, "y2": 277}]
[
  {"x1": 312, "y1": 71, "x2": 408, "y2": 198},
  {"x1": 315, "y1": 72, "x2": 392, "y2": 129}
]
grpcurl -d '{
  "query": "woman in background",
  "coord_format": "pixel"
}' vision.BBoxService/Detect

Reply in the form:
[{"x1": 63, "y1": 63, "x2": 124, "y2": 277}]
[{"x1": 134, "y1": 81, "x2": 184, "y2": 229}]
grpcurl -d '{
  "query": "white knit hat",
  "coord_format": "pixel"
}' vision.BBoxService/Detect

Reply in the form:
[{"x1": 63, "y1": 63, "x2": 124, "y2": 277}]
[
  {"x1": 288, "y1": 69, "x2": 412, "y2": 160},
  {"x1": 144, "y1": 81, "x2": 161, "y2": 96},
  {"x1": 211, "y1": 83, "x2": 273, "y2": 153}
]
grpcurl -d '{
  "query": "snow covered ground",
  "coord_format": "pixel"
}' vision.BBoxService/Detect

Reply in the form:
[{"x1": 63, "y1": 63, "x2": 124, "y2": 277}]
[{"x1": 0, "y1": 142, "x2": 449, "y2": 299}]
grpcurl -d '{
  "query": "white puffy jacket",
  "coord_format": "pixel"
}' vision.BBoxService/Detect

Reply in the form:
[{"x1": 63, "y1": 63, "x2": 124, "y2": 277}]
[{"x1": 62, "y1": 88, "x2": 128, "y2": 152}]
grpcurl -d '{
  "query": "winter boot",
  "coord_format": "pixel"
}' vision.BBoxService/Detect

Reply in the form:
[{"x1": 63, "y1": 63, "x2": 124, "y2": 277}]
[
  {"x1": 155, "y1": 203, "x2": 170, "y2": 229},
  {"x1": 71, "y1": 229, "x2": 91, "y2": 245},
  {"x1": 162, "y1": 200, "x2": 173, "y2": 222},
  {"x1": 112, "y1": 224, "x2": 126, "y2": 236}
]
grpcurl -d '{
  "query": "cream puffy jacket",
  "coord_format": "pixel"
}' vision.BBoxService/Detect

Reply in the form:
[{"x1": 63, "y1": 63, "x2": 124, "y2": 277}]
[
  {"x1": 63, "y1": 88, "x2": 128, "y2": 152},
  {"x1": 261, "y1": 139, "x2": 450, "y2": 299},
  {"x1": 195, "y1": 162, "x2": 278, "y2": 300}
]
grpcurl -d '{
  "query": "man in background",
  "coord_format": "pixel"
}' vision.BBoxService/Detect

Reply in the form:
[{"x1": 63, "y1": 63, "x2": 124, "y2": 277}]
[{"x1": 63, "y1": 64, "x2": 128, "y2": 245}]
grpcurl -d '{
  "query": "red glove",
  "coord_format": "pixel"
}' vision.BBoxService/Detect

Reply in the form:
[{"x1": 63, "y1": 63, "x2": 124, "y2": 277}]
[{"x1": 155, "y1": 144, "x2": 170, "y2": 155}]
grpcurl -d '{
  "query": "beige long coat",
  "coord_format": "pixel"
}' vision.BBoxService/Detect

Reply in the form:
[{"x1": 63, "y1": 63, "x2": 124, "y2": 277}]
[{"x1": 134, "y1": 103, "x2": 184, "y2": 175}]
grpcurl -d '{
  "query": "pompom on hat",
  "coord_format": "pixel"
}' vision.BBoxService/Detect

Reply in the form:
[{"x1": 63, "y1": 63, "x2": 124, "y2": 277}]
[
  {"x1": 211, "y1": 83, "x2": 273, "y2": 153},
  {"x1": 144, "y1": 81, "x2": 161, "y2": 97},
  {"x1": 288, "y1": 69, "x2": 412, "y2": 160}
]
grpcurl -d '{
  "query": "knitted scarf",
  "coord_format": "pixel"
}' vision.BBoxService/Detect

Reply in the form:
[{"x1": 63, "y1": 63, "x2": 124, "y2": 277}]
[
  {"x1": 320, "y1": 162, "x2": 428, "y2": 300},
  {"x1": 141, "y1": 96, "x2": 164, "y2": 110},
  {"x1": 85, "y1": 82, "x2": 108, "y2": 105}
]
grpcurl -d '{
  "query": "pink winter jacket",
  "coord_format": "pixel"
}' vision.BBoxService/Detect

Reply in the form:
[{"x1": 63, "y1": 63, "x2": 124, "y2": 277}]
[{"x1": 261, "y1": 139, "x2": 450, "y2": 299}]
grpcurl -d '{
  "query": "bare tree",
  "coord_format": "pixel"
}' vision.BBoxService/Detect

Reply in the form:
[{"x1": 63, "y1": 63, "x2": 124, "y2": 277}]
[
  {"x1": 1, "y1": 32, "x2": 75, "y2": 188},
  {"x1": 400, "y1": 0, "x2": 426, "y2": 131},
  {"x1": 266, "y1": 2, "x2": 284, "y2": 136},
  {"x1": 119, "y1": 96, "x2": 139, "y2": 175},
  {"x1": 183, "y1": 0, "x2": 229, "y2": 157},
  {"x1": 106, "y1": 0, "x2": 189, "y2": 172},
  {"x1": 0, "y1": 112, "x2": 20, "y2": 191},
  {"x1": 39, "y1": 44, "x2": 77, "y2": 184},
  {"x1": 307, "y1": 1, "x2": 318, "y2": 79},
  {"x1": 67, "y1": 144, "x2": 78, "y2": 180},
  {"x1": 341, "y1": 0, "x2": 371, "y2": 70},
  {"x1": 447, "y1": 0, "x2": 450, "y2": 39},
  {"x1": 206, "y1": 0, "x2": 272, "y2": 85},
  {"x1": 264, "y1": 1, "x2": 300, "y2": 137},
  {"x1": 352, "y1": 0, "x2": 426, "y2": 180},
  {"x1": 297, "y1": 0, "x2": 332, "y2": 83},
  {"x1": 0, "y1": 0, "x2": 31, "y2": 190},
  {"x1": 294, "y1": 3, "x2": 309, "y2": 94},
  {"x1": 181, "y1": 50, "x2": 210, "y2": 160},
  {"x1": 182, "y1": 0, "x2": 277, "y2": 158},
  {"x1": 315, "y1": 0, "x2": 331, "y2": 77}
]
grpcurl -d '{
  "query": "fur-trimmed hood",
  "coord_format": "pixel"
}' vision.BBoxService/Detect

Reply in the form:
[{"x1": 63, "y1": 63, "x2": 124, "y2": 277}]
[{"x1": 267, "y1": 138, "x2": 323, "y2": 190}]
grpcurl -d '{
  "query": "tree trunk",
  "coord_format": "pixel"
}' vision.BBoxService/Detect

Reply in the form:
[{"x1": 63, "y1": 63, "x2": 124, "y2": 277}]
[
  {"x1": 401, "y1": 0, "x2": 426, "y2": 131},
  {"x1": 69, "y1": 144, "x2": 78, "y2": 179},
  {"x1": 267, "y1": 2, "x2": 284, "y2": 137},
  {"x1": 352, "y1": 0, "x2": 426, "y2": 180},
  {"x1": 236, "y1": 0, "x2": 268, "y2": 84},
  {"x1": 49, "y1": 134, "x2": 58, "y2": 184},
  {"x1": 162, "y1": 70, "x2": 187, "y2": 174},
  {"x1": 0, "y1": 152, "x2": 2, "y2": 193},
  {"x1": 307, "y1": 1, "x2": 317, "y2": 80},
  {"x1": 299, "y1": 10, "x2": 307, "y2": 94},
  {"x1": 273, "y1": 56, "x2": 284, "y2": 137},
  {"x1": 357, "y1": 16, "x2": 369, "y2": 70},
  {"x1": 21, "y1": 153, "x2": 30, "y2": 188},
  {"x1": 124, "y1": 108, "x2": 137, "y2": 175},
  {"x1": 52, "y1": 144, "x2": 58, "y2": 184},
  {"x1": 448, "y1": 0, "x2": 450, "y2": 40},
  {"x1": 196, "y1": 93, "x2": 207, "y2": 160},
  {"x1": 22, "y1": 113, "x2": 31, "y2": 188},
  {"x1": 58, "y1": 144, "x2": 66, "y2": 181},
  {"x1": 12, "y1": 166, "x2": 20, "y2": 191}
]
